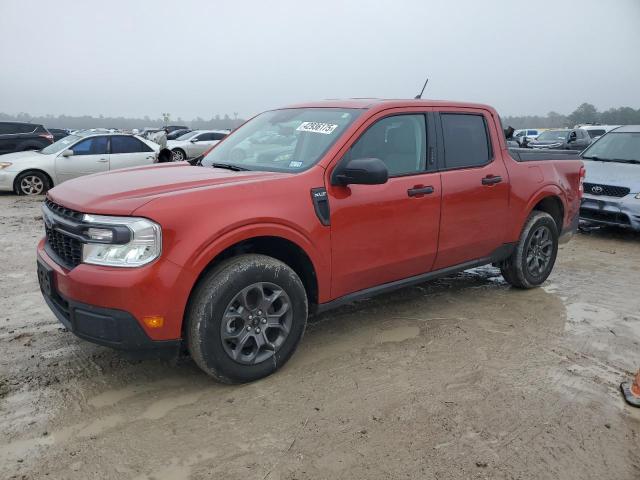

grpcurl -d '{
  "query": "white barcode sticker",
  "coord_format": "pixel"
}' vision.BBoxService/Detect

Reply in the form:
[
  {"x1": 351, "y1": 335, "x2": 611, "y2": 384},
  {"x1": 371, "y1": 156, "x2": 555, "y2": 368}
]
[{"x1": 296, "y1": 122, "x2": 338, "y2": 135}]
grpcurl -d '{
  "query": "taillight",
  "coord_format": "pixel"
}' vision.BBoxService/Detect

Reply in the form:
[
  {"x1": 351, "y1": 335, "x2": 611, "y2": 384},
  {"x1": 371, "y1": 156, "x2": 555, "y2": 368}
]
[
  {"x1": 39, "y1": 133, "x2": 54, "y2": 143},
  {"x1": 579, "y1": 165, "x2": 586, "y2": 195}
]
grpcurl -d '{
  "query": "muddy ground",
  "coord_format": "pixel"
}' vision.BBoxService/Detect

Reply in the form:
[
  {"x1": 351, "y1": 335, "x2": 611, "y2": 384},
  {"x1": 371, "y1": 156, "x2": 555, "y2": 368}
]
[{"x1": 1, "y1": 192, "x2": 639, "y2": 480}]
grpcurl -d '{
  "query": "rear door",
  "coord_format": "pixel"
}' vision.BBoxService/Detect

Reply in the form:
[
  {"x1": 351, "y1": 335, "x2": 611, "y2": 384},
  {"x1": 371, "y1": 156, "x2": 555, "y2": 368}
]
[
  {"x1": 108, "y1": 135, "x2": 156, "y2": 171},
  {"x1": 55, "y1": 136, "x2": 109, "y2": 183},
  {"x1": 432, "y1": 109, "x2": 510, "y2": 269},
  {"x1": 327, "y1": 110, "x2": 442, "y2": 298}
]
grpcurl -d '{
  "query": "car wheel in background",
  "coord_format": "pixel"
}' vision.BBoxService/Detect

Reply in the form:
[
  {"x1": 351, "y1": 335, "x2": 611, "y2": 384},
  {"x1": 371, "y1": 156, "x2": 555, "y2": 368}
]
[
  {"x1": 187, "y1": 254, "x2": 308, "y2": 383},
  {"x1": 172, "y1": 149, "x2": 186, "y2": 161},
  {"x1": 15, "y1": 171, "x2": 50, "y2": 196},
  {"x1": 500, "y1": 211, "x2": 559, "y2": 289}
]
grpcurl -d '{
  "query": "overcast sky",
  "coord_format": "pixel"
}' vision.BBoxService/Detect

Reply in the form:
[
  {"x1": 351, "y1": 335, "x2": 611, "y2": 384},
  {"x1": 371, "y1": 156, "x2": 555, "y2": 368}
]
[{"x1": 1, "y1": 0, "x2": 639, "y2": 120}]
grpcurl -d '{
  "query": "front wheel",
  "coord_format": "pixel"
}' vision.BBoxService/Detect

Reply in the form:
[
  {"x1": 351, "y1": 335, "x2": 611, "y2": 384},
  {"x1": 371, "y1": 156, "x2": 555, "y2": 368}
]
[
  {"x1": 500, "y1": 211, "x2": 559, "y2": 289},
  {"x1": 15, "y1": 171, "x2": 49, "y2": 195},
  {"x1": 186, "y1": 254, "x2": 308, "y2": 383},
  {"x1": 172, "y1": 149, "x2": 186, "y2": 161}
]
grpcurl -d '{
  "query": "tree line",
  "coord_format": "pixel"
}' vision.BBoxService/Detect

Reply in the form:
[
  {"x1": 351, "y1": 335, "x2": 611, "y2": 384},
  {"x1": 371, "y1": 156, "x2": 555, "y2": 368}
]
[
  {"x1": 2, "y1": 102, "x2": 639, "y2": 131},
  {"x1": 0, "y1": 112, "x2": 246, "y2": 131},
  {"x1": 503, "y1": 103, "x2": 640, "y2": 129}
]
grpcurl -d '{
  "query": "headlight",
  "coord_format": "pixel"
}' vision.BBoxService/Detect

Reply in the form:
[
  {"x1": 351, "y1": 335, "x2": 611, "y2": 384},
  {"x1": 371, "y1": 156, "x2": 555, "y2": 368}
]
[
  {"x1": 636, "y1": 193, "x2": 640, "y2": 199},
  {"x1": 81, "y1": 214, "x2": 161, "y2": 267},
  {"x1": 0, "y1": 162, "x2": 12, "y2": 170}
]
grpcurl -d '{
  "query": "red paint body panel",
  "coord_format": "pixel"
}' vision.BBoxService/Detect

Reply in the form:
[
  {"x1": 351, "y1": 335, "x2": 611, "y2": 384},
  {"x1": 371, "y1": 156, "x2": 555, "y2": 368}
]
[{"x1": 37, "y1": 99, "x2": 583, "y2": 343}]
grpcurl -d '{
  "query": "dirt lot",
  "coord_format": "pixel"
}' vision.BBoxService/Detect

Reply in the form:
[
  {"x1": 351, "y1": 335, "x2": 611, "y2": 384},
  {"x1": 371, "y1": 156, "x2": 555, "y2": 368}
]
[{"x1": 1, "y1": 193, "x2": 639, "y2": 480}]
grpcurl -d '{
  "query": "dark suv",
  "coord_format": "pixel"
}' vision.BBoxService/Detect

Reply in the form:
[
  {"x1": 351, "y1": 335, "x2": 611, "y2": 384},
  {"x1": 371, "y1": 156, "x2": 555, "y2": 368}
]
[{"x1": 0, "y1": 122, "x2": 54, "y2": 154}]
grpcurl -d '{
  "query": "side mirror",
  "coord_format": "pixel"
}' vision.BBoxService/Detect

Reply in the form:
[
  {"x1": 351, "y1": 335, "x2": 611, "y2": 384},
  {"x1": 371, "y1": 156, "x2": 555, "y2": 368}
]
[
  {"x1": 331, "y1": 157, "x2": 388, "y2": 186},
  {"x1": 62, "y1": 149, "x2": 74, "y2": 157}
]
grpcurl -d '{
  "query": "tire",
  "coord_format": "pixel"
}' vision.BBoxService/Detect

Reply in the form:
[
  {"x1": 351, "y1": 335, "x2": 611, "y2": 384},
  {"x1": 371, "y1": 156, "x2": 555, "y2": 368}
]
[
  {"x1": 172, "y1": 149, "x2": 186, "y2": 161},
  {"x1": 500, "y1": 211, "x2": 559, "y2": 289},
  {"x1": 186, "y1": 254, "x2": 308, "y2": 383},
  {"x1": 15, "y1": 171, "x2": 50, "y2": 196}
]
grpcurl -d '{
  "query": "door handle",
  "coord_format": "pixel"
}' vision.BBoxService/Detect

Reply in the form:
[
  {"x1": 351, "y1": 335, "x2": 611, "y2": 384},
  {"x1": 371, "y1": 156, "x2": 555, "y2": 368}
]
[
  {"x1": 97, "y1": 158, "x2": 108, "y2": 163},
  {"x1": 482, "y1": 175, "x2": 502, "y2": 185},
  {"x1": 407, "y1": 185, "x2": 434, "y2": 197}
]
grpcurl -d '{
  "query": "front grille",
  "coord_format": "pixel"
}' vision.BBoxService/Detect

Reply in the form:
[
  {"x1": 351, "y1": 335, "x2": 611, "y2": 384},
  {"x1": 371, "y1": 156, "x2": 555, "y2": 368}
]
[
  {"x1": 43, "y1": 199, "x2": 84, "y2": 268},
  {"x1": 580, "y1": 208, "x2": 630, "y2": 225},
  {"x1": 583, "y1": 183, "x2": 630, "y2": 197},
  {"x1": 44, "y1": 198, "x2": 83, "y2": 220}
]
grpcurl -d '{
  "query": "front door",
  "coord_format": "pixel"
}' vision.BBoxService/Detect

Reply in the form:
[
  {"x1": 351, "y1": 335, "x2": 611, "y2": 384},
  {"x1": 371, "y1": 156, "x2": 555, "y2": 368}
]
[
  {"x1": 55, "y1": 135, "x2": 109, "y2": 183},
  {"x1": 432, "y1": 110, "x2": 510, "y2": 269},
  {"x1": 327, "y1": 112, "x2": 442, "y2": 299}
]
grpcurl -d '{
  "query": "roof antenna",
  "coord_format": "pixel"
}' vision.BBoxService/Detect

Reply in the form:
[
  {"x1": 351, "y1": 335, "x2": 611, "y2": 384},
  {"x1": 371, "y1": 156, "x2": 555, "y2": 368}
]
[{"x1": 414, "y1": 77, "x2": 429, "y2": 99}]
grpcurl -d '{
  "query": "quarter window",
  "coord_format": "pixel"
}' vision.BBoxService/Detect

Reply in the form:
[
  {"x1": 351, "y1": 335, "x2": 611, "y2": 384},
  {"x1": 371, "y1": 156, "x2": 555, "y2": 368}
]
[
  {"x1": 71, "y1": 136, "x2": 108, "y2": 156},
  {"x1": 441, "y1": 113, "x2": 491, "y2": 169},
  {"x1": 348, "y1": 115, "x2": 426, "y2": 176}
]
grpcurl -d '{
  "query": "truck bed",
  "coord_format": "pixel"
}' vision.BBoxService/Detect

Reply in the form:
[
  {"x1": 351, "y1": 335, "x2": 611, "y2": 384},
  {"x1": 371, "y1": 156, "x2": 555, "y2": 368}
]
[{"x1": 509, "y1": 148, "x2": 581, "y2": 162}]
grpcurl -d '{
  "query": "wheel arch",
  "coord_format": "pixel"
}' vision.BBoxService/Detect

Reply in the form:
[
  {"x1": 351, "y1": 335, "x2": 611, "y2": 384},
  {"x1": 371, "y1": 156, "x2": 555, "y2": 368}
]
[
  {"x1": 182, "y1": 232, "x2": 324, "y2": 338},
  {"x1": 13, "y1": 168, "x2": 54, "y2": 194},
  {"x1": 510, "y1": 186, "x2": 565, "y2": 240}
]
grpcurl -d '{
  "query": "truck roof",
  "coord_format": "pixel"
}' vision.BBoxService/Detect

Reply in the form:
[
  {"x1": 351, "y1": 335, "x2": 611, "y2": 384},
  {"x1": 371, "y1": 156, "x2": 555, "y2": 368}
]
[{"x1": 283, "y1": 98, "x2": 496, "y2": 112}]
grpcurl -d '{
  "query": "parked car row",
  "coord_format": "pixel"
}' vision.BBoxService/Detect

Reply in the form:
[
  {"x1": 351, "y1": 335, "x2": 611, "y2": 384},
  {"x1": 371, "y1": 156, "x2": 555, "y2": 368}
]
[{"x1": 0, "y1": 131, "x2": 160, "y2": 195}]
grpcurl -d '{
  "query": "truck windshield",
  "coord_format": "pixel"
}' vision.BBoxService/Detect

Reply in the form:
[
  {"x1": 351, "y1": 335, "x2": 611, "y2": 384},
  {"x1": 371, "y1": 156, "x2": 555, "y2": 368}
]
[
  {"x1": 582, "y1": 132, "x2": 640, "y2": 163},
  {"x1": 201, "y1": 108, "x2": 362, "y2": 172},
  {"x1": 536, "y1": 130, "x2": 569, "y2": 142}
]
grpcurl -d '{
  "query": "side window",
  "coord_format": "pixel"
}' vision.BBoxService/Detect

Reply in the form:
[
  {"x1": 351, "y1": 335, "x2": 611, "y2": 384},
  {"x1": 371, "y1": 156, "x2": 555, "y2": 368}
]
[
  {"x1": 71, "y1": 136, "x2": 108, "y2": 156},
  {"x1": 212, "y1": 132, "x2": 227, "y2": 141},
  {"x1": 528, "y1": 130, "x2": 538, "y2": 136},
  {"x1": 348, "y1": 115, "x2": 426, "y2": 176},
  {"x1": 110, "y1": 136, "x2": 152, "y2": 153},
  {"x1": 440, "y1": 113, "x2": 491, "y2": 169}
]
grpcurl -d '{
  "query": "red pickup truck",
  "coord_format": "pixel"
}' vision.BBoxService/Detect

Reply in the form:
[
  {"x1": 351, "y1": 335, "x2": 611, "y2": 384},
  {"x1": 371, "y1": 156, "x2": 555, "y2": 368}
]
[{"x1": 37, "y1": 99, "x2": 584, "y2": 383}]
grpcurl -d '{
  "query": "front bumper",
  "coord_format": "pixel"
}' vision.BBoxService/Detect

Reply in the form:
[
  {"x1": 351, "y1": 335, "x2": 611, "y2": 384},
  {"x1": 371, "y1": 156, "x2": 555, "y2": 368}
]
[
  {"x1": 37, "y1": 238, "x2": 195, "y2": 349},
  {"x1": 0, "y1": 170, "x2": 18, "y2": 191},
  {"x1": 580, "y1": 194, "x2": 640, "y2": 230}
]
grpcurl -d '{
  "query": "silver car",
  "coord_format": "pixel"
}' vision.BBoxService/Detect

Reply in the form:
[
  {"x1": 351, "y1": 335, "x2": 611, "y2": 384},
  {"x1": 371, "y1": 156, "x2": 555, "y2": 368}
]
[
  {"x1": 166, "y1": 130, "x2": 229, "y2": 161},
  {"x1": 580, "y1": 125, "x2": 640, "y2": 230}
]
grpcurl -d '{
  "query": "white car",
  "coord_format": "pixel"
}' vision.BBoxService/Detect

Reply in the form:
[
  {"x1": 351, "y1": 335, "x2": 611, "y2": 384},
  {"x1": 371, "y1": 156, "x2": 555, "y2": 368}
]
[
  {"x1": 167, "y1": 130, "x2": 229, "y2": 161},
  {"x1": 513, "y1": 128, "x2": 543, "y2": 145},
  {"x1": 0, "y1": 132, "x2": 159, "y2": 195},
  {"x1": 574, "y1": 124, "x2": 621, "y2": 140}
]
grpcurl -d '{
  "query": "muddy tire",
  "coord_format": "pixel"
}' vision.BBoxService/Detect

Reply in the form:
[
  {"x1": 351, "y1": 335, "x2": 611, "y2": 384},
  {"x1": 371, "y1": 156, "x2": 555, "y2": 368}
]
[
  {"x1": 186, "y1": 254, "x2": 308, "y2": 383},
  {"x1": 15, "y1": 171, "x2": 50, "y2": 195},
  {"x1": 500, "y1": 211, "x2": 559, "y2": 289}
]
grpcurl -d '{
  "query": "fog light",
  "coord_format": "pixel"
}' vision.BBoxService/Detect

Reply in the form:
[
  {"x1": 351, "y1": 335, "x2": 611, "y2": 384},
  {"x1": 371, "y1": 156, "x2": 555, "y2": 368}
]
[
  {"x1": 86, "y1": 227, "x2": 114, "y2": 242},
  {"x1": 142, "y1": 316, "x2": 164, "y2": 328}
]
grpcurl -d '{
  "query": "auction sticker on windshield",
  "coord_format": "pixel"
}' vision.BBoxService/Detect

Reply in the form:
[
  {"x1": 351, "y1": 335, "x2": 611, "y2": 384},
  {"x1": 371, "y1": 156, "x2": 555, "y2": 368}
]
[{"x1": 296, "y1": 122, "x2": 338, "y2": 135}]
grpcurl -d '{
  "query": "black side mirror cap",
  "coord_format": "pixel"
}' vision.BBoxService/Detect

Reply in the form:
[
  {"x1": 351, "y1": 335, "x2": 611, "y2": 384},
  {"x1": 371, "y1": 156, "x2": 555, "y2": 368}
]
[{"x1": 331, "y1": 157, "x2": 389, "y2": 186}]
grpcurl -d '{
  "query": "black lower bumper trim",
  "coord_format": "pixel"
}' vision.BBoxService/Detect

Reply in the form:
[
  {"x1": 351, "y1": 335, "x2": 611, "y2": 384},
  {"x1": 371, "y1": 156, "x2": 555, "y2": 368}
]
[{"x1": 38, "y1": 260, "x2": 180, "y2": 353}]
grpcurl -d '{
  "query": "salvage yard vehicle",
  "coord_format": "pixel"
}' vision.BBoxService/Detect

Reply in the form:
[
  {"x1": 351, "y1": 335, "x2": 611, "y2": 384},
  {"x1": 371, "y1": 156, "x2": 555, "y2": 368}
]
[
  {"x1": 528, "y1": 128, "x2": 591, "y2": 150},
  {"x1": 580, "y1": 125, "x2": 640, "y2": 230},
  {"x1": 167, "y1": 129, "x2": 229, "y2": 161},
  {"x1": 0, "y1": 132, "x2": 160, "y2": 195},
  {"x1": 0, "y1": 121, "x2": 54, "y2": 154},
  {"x1": 36, "y1": 99, "x2": 584, "y2": 383}
]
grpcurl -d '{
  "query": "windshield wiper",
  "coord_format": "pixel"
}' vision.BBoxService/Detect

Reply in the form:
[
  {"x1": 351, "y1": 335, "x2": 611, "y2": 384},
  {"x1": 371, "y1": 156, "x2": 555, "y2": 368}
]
[
  {"x1": 210, "y1": 162, "x2": 249, "y2": 171},
  {"x1": 582, "y1": 156, "x2": 639, "y2": 164}
]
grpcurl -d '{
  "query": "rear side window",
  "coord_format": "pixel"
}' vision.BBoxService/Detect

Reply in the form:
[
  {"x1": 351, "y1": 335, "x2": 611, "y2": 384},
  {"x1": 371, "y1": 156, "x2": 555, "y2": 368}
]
[
  {"x1": 0, "y1": 123, "x2": 35, "y2": 134},
  {"x1": 441, "y1": 114, "x2": 491, "y2": 169},
  {"x1": 110, "y1": 135, "x2": 152, "y2": 153},
  {"x1": 72, "y1": 136, "x2": 109, "y2": 155},
  {"x1": 587, "y1": 129, "x2": 605, "y2": 138},
  {"x1": 527, "y1": 130, "x2": 538, "y2": 135},
  {"x1": 212, "y1": 132, "x2": 227, "y2": 141}
]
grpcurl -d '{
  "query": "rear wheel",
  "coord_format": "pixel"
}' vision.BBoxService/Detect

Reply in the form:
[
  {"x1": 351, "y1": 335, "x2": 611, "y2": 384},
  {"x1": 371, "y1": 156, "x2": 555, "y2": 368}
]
[
  {"x1": 187, "y1": 254, "x2": 308, "y2": 383},
  {"x1": 15, "y1": 171, "x2": 49, "y2": 196},
  {"x1": 500, "y1": 211, "x2": 558, "y2": 289}
]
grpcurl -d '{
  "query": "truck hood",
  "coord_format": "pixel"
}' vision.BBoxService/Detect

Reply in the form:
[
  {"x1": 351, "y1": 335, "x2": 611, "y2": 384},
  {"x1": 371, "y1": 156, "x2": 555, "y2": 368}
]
[
  {"x1": 48, "y1": 163, "x2": 288, "y2": 215},
  {"x1": 583, "y1": 159, "x2": 640, "y2": 193}
]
